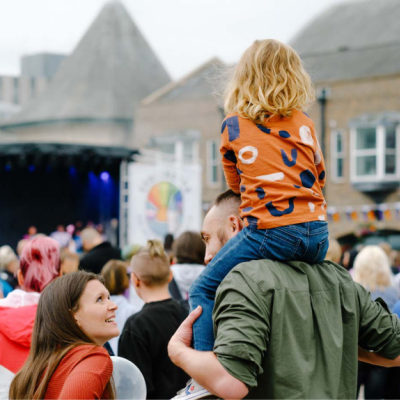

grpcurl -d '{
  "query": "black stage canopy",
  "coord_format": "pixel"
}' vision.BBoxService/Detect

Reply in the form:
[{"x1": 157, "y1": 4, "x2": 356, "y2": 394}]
[
  {"x1": 0, "y1": 142, "x2": 138, "y2": 174},
  {"x1": 0, "y1": 143, "x2": 137, "y2": 248}
]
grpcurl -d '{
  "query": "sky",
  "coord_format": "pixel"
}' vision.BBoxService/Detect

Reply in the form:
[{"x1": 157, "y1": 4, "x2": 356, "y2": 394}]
[{"x1": 0, "y1": 0, "x2": 351, "y2": 80}]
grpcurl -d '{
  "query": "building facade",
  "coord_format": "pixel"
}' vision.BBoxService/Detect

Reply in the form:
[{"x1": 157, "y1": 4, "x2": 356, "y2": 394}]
[
  {"x1": 292, "y1": 0, "x2": 400, "y2": 242},
  {"x1": 2, "y1": 0, "x2": 399, "y2": 247},
  {"x1": 133, "y1": 59, "x2": 227, "y2": 213}
]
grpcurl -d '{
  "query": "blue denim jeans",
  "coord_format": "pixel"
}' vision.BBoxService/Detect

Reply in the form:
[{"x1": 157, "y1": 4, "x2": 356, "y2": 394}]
[{"x1": 189, "y1": 221, "x2": 329, "y2": 351}]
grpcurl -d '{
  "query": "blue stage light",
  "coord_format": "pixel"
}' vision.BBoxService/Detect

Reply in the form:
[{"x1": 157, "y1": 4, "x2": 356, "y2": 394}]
[
  {"x1": 5, "y1": 163, "x2": 11, "y2": 172},
  {"x1": 100, "y1": 171, "x2": 110, "y2": 182},
  {"x1": 28, "y1": 165, "x2": 35, "y2": 172}
]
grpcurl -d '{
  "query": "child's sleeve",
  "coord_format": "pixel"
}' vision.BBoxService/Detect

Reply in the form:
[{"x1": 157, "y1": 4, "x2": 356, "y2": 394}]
[{"x1": 220, "y1": 118, "x2": 241, "y2": 194}]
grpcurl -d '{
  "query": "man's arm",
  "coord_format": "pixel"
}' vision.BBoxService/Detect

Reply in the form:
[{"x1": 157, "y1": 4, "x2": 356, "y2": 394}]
[
  {"x1": 358, "y1": 346, "x2": 400, "y2": 367},
  {"x1": 357, "y1": 284, "x2": 400, "y2": 361},
  {"x1": 168, "y1": 306, "x2": 248, "y2": 399}
]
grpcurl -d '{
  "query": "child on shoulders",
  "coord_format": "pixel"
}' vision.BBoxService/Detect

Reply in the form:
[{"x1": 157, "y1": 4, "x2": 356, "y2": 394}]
[{"x1": 174, "y1": 39, "x2": 328, "y2": 400}]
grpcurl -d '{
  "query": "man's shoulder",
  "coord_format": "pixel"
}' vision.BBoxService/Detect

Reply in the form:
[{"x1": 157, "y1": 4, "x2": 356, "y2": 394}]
[
  {"x1": 80, "y1": 243, "x2": 121, "y2": 261},
  {"x1": 219, "y1": 259, "x2": 354, "y2": 295},
  {"x1": 94, "y1": 242, "x2": 120, "y2": 255}
]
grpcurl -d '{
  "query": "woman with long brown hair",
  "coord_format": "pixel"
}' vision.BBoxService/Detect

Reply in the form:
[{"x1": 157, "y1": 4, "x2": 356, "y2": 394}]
[{"x1": 9, "y1": 270, "x2": 119, "y2": 399}]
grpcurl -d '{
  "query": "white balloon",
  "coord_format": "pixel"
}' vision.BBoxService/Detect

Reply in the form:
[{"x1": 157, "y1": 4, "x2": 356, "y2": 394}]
[
  {"x1": 0, "y1": 365, "x2": 14, "y2": 400},
  {"x1": 111, "y1": 356, "x2": 147, "y2": 400}
]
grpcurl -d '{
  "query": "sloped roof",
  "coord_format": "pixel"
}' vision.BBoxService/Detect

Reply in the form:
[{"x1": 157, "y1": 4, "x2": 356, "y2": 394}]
[
  {"x1": 142, "y1": 58, "x2": 226, "y2": 105},
  {"x1": 4, "y1": 1, "x2": 170, "y2": 126},
  {"x1": 302, "y1": 41, "x2": 400, "y2": 83},
  {"x1": 290, "y1": 0, "x2": 400, "y2": 83}
]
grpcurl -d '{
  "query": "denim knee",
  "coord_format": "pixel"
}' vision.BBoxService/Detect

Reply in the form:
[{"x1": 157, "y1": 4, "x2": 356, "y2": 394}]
[{"x1": 188, "y1": 276, "x2": 203, "y2": 299}]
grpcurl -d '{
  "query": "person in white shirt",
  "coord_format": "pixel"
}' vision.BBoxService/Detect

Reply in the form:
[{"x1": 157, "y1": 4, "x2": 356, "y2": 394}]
[
  {"x1": 100, "y1": 260, "x2": 140, "y2": 355},
  {"x1": 170, "y1": 232, "x2": 205, "y2": 301}
]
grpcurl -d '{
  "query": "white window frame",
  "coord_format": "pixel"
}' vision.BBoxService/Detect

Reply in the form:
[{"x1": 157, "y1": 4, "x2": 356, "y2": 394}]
[
  {"x1": 206, "y1": 139, "x2": 220, "y2": 187},
  {"x1": 181, "y1": 140, "x2": 199, "y2": 162},
  {"x1": 383, "y1": 126, "x2": 397, "y2": 176},
  {"x1": 151, "y1": 136, "x2": 199, "y2": 163},
  {"x1": 350, "y1": 125, "x2": 400, "y2": 183},
  {"x1": 330, "y1": 129, "x2": 346, "y2": 182}
]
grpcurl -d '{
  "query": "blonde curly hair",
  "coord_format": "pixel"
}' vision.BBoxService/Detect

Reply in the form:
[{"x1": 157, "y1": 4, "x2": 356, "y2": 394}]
[
  {"x1": 353, "y1": 245, "x2": 394, "y2": 291},
  {"x1": 224, "y1": 39, "x2": 314, "y2": 124}
]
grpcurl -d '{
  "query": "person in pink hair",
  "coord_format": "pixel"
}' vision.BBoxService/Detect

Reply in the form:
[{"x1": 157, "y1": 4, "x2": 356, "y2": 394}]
[{"x1": 0, "y1": 237, "x2": 61, "y2": 373}]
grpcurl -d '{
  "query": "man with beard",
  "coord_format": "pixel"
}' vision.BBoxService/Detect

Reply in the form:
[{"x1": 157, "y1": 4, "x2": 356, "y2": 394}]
[
  {"x1": 169, "y1": 190, "x2": 400, "y2": 400},
  {"x1": 200, "y1": 190, "x2": 244, "y2": 266}
]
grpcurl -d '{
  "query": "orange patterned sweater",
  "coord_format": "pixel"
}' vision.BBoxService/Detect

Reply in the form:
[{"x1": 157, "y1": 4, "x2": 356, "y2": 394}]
[
  {"x1": 44, "y1": 345, "x2": 112, "y2": 399},
  {"x1": 220, "y1": 110, "x2": 327, "y2": 229}
]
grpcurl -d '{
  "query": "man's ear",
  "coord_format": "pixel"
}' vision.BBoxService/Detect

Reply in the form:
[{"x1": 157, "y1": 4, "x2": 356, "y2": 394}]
[
  {"x1": 17, "y1": 269, "x2": 24, "y2": 286},
  {"x1": 228, "y1": 215, "x2": 241, "y2": 235}
]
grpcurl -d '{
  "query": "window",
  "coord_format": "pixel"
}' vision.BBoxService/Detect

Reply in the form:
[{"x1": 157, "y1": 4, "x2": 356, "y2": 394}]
[
  {"x1": 183, "y1": 141, "x2": 194, "y2": 159},
  {"x1": 149, "y1": 132, "x2": 199, "y2": 162},
  {"x1": 158, "y1": 143, "x2": 175, "y2": 155},
  {"x1": 385, "y1": 127, "x2": 396, "y2": 174},
  {"x1": 350, "y1": 125, "x2": 399, "y2": 182},
  {"x1": 13, "y1": 77, "x2": 19, "y2": 104},
  {"x1": 30, "y1": 77, "x2": 36, "y2": 97},
  {"x1": 331, "y1": 130, "x2": 345, "y2": 181},
  {"x1": 355, "y1": 127, "x2": 377, "y2": 176},
  {"x1": 207, "y1": 139, "x2": 219, "y2": 186}
]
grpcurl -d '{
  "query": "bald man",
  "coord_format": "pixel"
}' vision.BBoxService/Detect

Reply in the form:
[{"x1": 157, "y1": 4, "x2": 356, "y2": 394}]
[{"x1": 79, "y1": 228, "x2": 121, "y2": 274}]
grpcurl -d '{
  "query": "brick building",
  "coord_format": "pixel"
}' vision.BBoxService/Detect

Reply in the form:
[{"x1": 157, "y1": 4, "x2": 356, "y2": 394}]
[
  {"x1": 291, "y1": 0, "x2": 400, "y2": 242},
  {"x1": 133, "y1": 58, "x2": 227, "y2": 212},
  {"x1": 2, "y1": 0, "x2": 398, "y2": 246},
  {"x1": 135, "y1": 0, "x2": 400, "y2": 242}
]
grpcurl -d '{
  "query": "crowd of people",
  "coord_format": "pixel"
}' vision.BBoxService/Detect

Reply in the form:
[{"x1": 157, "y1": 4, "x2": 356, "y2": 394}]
[
  {"x1": 0, "y1": 223, "x2": 207, "y2": 399},
  {"x1": 1, "y1": 38, "x2": 400, "y2": 399},
  {"x1": 0, "y1": 198, "x2": 400, "y2": 399}
]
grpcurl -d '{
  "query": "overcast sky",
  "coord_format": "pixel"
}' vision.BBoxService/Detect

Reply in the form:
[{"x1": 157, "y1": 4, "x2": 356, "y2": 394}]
[{"x1": 0, "y1": 0, "x2": 350, "y2": 80}]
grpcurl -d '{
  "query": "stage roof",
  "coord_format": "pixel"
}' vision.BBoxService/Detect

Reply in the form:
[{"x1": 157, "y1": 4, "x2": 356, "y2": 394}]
[{"x1": 0, "y1": 142, "x2": 137, "y2": 160}]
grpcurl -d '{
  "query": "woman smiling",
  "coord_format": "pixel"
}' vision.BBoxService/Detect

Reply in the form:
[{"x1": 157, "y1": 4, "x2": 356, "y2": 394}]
[{"x1": 9, "y1": 271, "x2": 119, "y2": 399}]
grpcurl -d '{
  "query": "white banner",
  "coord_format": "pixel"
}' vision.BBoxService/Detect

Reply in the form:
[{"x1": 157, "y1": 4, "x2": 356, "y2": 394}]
[{"x1": 127, "y1": 159, "x2": 202, "y2": 245}]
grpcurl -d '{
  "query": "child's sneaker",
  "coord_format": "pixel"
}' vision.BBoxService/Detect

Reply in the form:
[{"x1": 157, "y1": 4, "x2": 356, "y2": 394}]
[{"x1": 172, "y1": 379, "x2": 215, "y2": 399}]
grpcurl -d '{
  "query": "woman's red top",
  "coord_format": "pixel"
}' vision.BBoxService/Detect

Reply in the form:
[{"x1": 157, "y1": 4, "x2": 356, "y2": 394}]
[{"x1": 44, "y1": 345, "x2": 113, "y2": 399}]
